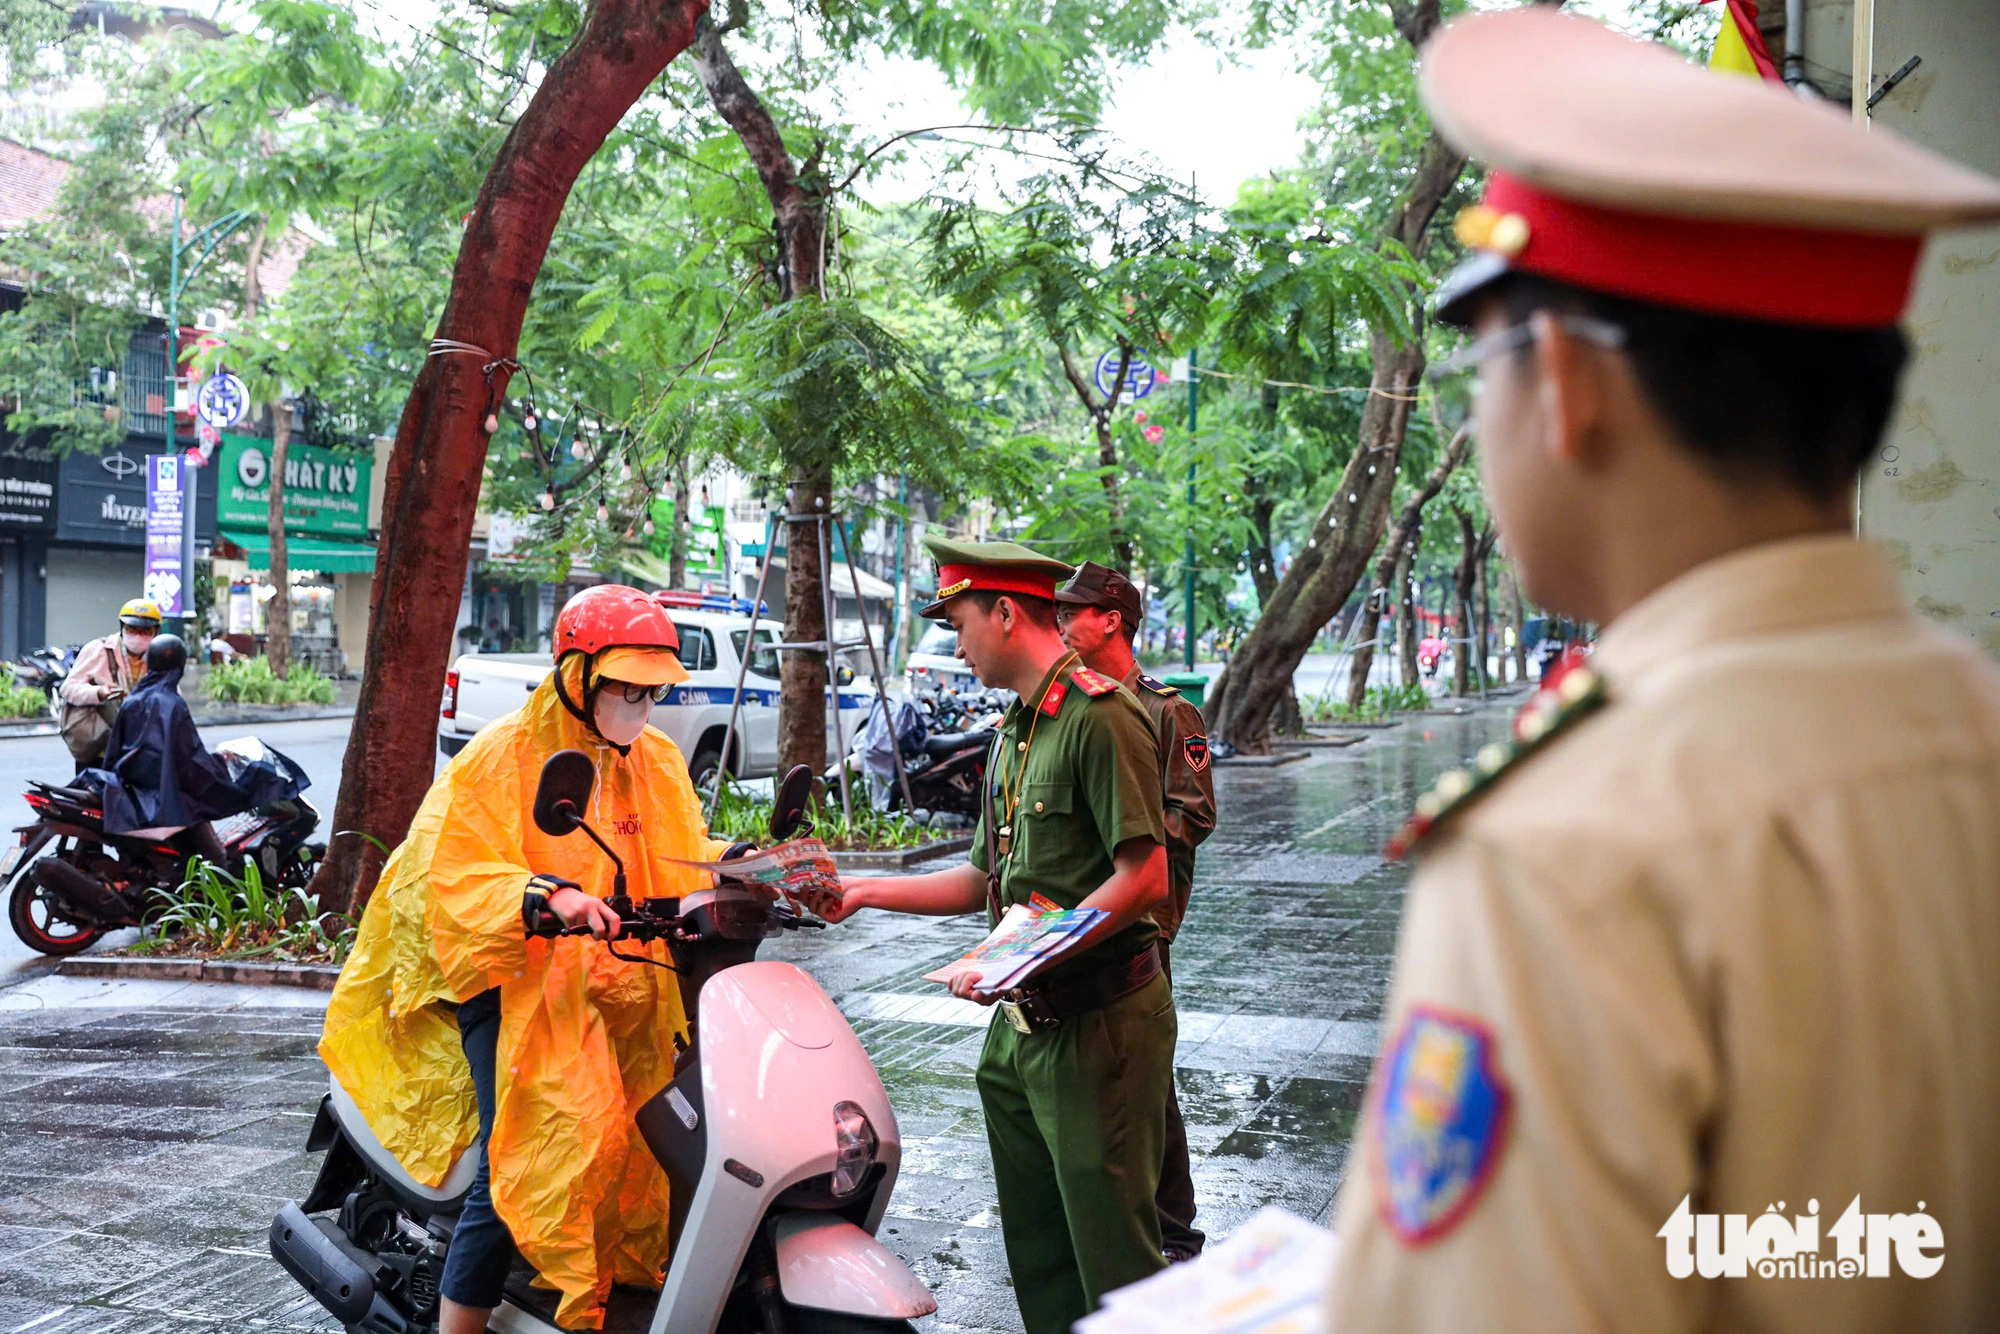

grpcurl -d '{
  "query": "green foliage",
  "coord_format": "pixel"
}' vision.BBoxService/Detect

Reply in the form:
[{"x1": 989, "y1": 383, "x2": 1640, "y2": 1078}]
[
  {"x1": 0, "y1": 681, "x2": 48, "y2": 719},
  {"x1": 1303, "y1": 679, "x2": 1430, "y2": 723},
  {"x1": 138, "y1": 856, "x2": 355, "y2": 962},
  {"x1": 705, "y1": 777, "x2": 935, "y2": 852},
  {"x1": 203, "y1": 656, "x2": 339, "y2": 706}
]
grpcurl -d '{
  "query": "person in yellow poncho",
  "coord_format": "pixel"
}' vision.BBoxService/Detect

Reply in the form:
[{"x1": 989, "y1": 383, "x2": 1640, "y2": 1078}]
[{"x1": 319, "y1": 586, "x2": 738, "y2": 1332}]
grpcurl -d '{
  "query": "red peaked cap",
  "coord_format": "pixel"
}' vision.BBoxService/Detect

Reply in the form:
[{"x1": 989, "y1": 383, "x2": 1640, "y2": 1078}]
[
  {"x1": 1420, "y1": 9, "x2": 2000, "y2": 330},
  {"x1": 1457, "y1": 170, "x2": 1923, "y2": 327}
]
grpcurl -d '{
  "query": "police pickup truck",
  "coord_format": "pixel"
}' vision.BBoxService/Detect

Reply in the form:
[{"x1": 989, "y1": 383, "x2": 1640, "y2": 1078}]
[{"x1": 438, "y1": 593, "x2": 872, "y2": 787}]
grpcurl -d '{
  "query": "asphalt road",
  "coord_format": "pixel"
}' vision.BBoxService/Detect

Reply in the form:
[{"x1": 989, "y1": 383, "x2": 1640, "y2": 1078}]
[{"x1": 0, "y1": 716, "x2": 364, "y2": 980}]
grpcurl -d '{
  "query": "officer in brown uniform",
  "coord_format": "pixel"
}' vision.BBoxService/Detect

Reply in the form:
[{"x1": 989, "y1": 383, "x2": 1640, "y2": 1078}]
[
  {"x1": 1056, "y1": 559, "x2": 1217, "y2": 1260},
  {"x1": 1326, "y1": 11, "x2": 2000, "y2": 1334}
]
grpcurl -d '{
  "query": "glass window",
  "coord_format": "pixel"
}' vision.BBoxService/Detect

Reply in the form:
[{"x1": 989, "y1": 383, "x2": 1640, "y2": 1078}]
[
  {"x1": 674, "y1": 624, "x2": 717, "y2": 673},
  {"x1": 730, "y1": 627, "x2": 780, "y2": 679},
  {"x1": 915, "y1": 623, "x2": 957, "y2": 657}
]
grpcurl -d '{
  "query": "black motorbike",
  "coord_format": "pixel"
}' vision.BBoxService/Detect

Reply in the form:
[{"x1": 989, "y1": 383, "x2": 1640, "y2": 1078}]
[
  {"x1": 8, "y1": 644, "x2": 76, "y2": 720},
  {"x1": 3, "y1": 738, "x2": 324, "y2": 956},
  {"x1": 836, "y1": 691, "x2": 1003, "y2": 822}
]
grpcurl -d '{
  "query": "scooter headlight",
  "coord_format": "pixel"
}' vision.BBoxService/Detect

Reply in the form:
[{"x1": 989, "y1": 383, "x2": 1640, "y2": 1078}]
[{"x1": 831, "y1": 1100, "x2": 878, "y2": 1198}]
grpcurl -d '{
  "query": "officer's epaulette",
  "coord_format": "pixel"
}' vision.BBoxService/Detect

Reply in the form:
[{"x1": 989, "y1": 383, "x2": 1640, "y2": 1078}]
[
  {"x1": 1384, "y1": 666, "x2": 1609, "y2": 860},
  {"x1": 1135, "y1": 673, "x2": 1180, "y2": 697},
  {"x1": 1069, "y1": 666, "x2": 1121, "y2": 697}
]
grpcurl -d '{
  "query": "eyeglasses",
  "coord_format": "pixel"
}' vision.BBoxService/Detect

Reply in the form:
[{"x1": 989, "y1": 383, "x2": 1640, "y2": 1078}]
[
  {"x1": 1428, "y1": 313, "x2": 1626, "y2": 434},
  {"x1": 1430, "y1": 313, "x2": 1627, "y2": 382},
  {"x1": 606, "y1": 680, "x2": 671, "y2": 705}
]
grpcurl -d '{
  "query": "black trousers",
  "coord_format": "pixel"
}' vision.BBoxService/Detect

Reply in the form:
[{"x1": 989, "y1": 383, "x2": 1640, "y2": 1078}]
[{"x1": 1155, "y1": 939, "x2": 1204, "y2": 1256}]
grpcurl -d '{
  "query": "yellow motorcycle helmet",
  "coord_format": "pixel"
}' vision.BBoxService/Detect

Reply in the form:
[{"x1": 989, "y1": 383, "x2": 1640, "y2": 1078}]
[{"x1": 118, "y1": 597, "x2": 165, "y2": 630}]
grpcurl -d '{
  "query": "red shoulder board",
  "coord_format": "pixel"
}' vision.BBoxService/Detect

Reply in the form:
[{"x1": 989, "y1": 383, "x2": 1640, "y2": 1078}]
[
  {"x1": 1040, "y1": 681, "x2": 1068, "y2": 716},
  {"x1": 1069, "y1": 667, "x2": 1120, "y2": 697}
]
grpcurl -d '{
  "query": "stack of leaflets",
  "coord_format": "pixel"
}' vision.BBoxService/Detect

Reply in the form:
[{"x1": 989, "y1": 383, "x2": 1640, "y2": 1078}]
[
  {"x1": 923, "y1": 903, "x2": 1107, "y2": 995},
  {"x1": 1075, "y1": 1206, "x2": 1338, "y2": 1334},
  {"x1": 666, "y1": 838, "x2": 843, "y2": 916}
]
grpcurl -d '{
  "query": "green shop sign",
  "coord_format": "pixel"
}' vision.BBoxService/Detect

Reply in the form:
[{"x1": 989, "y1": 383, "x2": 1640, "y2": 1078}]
[{"x1": 216, "y1": 432, "x2": 373, "y2": 539}]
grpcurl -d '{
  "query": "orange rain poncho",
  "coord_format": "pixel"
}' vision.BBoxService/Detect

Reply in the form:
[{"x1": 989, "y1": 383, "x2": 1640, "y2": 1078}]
[{"x1": 319, "y1": 660, "x2": 732, "y2": 1329}]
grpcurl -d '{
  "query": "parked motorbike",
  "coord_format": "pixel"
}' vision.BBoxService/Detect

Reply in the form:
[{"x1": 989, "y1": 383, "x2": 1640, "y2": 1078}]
[
  {"x1": 835, "y1": 690, "x2": 1003, "y2": 822},
  {"x1": 268, "y1": 761, "x2": 936, "y2": 1334},
  {"x1": 2, "y1": 737, "x2": 324, "y2": 957},
  {"x1": 8, "y1": 644, "x2": 77, "y2": 720}
]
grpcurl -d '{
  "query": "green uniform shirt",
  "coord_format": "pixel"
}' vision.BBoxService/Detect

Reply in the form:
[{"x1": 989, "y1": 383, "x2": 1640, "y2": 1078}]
[
  {"x1": 970, "y1": 655, "x2": 1166, "y2": 983},
  {"x1": 1122, "y1": 667, "x2": 1217, "y2": 943}
]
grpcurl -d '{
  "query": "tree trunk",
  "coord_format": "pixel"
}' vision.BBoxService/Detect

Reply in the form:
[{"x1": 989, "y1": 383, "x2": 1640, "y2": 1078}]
[
  {"x1": 1476, "y1": 537, "x2": 1493, "y2": 689},
  {"x1": 308, "y1": 0, "x2": 711, "y2": 918},
  {"x1": 668, "y1": 454, "x2": 691, "y2": 590},
  {"x1": 266, "y1": 399, "x2": 292, "y2": 676},
  {"x1": 1058, "y1": 344, "x2": 1133, "y2": 568},
  {"x1": 1344, "y1": 425, "x2": 1469, "y2": 708},
  {"x1": 691, "y1": 12, "x2": 837, "y2": 777},
  {"x1": 1395, "y1": 523, "x2": 1420, "y2": 689},
  {"x1": 1200, "y1": 2, "x2": 1465, "y2": 752},
  {"x1": 1511, "y1": 564, "x2": 1529, "y2": 680}
]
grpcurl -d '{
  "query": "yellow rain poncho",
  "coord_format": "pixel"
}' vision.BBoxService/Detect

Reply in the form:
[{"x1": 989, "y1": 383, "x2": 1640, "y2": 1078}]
[{"x1": 319, "y1": 660, "x2": 732, "y2": 1329}]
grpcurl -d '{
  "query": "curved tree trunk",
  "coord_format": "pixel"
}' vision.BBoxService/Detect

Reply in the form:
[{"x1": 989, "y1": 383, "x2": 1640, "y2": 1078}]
[
  {"x1": 1345, "y1": 425, "x2": 1468, "y2": 708},
  {"x1": 691, "y1": 12, "x2": 836, "y2": 777},
  {"x1": 668, "y1": 453, "x2": 691, "y2": 590},
  {"x1": 309, "y1": 0, "x2": 712, "y2": 917},
  {"x1": 1058, "y1": 344, "x2": 1134, "y2": 568}
]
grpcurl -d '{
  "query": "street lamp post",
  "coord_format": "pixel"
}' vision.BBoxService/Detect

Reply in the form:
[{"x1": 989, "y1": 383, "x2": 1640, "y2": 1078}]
[{"x1": 165, "y1": 189, "x2": 256, "y2": 637}]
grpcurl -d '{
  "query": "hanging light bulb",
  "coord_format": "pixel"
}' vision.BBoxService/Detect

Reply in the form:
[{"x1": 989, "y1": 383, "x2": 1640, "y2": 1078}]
[
  {"x1": 571, "y1": 439, "x2": 588, "y2": 460},
  {"x1": 539, "y1": 491, "x2": 555, "y2": 512},
  {"x1": 597, "y1": 503, "x2": 610, "y2": 522},
  {"x1": 643, "y1": 519, "x2": 655, "y2": 536},
  {"x1": 482, "y1": 412, "x2": 499, "y2": 435},
  {"x1": 620, "y1": 463, "x2": 632, "y2": 482}
]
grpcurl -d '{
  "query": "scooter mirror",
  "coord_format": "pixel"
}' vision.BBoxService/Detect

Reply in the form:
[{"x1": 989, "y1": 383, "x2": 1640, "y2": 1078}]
[
  {"x1": 533, "y1": 749, "x2": 596, "y2": 837},
  {"x1": 770, "y1": 764, "x2": 814, "y2": 842}
]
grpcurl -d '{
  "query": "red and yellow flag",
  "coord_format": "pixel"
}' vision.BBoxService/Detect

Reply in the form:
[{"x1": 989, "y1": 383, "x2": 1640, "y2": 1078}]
[{"x1": 1701, "y1": 0, "x2": 1781, "y2": 81}]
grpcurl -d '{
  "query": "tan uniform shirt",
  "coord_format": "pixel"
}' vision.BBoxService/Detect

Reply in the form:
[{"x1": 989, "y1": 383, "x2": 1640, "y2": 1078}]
[
  {"x1": 1121, "y1": 666, "x2": 1216, "y2": 942},
  {"x1": 1329, "y1": 535, "x2": 2000, "y2": 1333}
]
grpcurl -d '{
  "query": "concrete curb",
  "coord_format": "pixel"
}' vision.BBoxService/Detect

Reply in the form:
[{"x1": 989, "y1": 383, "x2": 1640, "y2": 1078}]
[
  {"x1": 56, "y1": 954, "x2": 340, "y2": 990},
  {"x1": 829, "y1": 836, "x2": 975, "y2": 872},
  {"x1": 1274, "y1": 735, "x2": 1367, "y2": 749},
  {"x1": 0, "y1": 704, "x2": 355, "y2": 740},
  {"x1": 1213, "y1": 751, "x2": 1310, "y2": 768},
  {"x1": 1308, "y1": 719, "x2": 1401, "y2": 732}
]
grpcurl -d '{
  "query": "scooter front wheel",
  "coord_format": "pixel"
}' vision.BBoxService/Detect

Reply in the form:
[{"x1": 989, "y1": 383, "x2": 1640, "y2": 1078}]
[{"x1": 8, "y1": 866, "x2": 106, "y2": 957}]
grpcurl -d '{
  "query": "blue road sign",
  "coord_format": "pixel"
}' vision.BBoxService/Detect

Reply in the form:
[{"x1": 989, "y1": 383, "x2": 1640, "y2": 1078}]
[{"x1": 1093, "y1": 348, "x2": 1158, "y2": 403}]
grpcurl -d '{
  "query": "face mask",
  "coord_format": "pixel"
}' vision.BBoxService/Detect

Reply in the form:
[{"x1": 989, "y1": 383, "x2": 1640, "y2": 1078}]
[
  {"x1": 123, "y1": 631, "x2": 154, "y2": 656},
  {"x1": 591, "y1": 691, "x2": 652, "y2": 747}
]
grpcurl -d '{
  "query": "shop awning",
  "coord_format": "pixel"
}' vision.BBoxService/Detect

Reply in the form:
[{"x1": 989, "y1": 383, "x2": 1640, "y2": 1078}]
[{"x1": 222, "y1": 528, "x2": 377, "y2": 574}]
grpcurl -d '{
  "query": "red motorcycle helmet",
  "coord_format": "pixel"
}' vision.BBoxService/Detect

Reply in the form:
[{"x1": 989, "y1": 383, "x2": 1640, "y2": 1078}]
[{"x1": 551, "y1": 585, "x2": 680, "y2": 662}]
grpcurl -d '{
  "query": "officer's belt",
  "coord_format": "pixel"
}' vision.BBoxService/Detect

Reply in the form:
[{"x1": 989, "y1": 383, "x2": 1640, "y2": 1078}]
[{"x1": 999, "y1": 944, "x2": 1159, "y2": 1034}]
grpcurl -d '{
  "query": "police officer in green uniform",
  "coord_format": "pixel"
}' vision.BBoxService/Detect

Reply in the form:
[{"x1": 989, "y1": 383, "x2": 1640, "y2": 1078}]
[
  {"x1": 1055, "y1": 560, "x2": 1216, "y2": 1261},
  {"x1": 828, "y1": 536, "x2": 1174, "y2": 1334}
]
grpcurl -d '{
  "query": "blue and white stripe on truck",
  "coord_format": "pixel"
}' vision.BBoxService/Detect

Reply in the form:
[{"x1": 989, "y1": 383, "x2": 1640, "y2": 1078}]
[{"x1": 658, "y1": 686, "x2": 870, "y2": 710}]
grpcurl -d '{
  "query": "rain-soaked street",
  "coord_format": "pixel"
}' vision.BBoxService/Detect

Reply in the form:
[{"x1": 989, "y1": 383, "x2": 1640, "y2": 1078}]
[{"x1": 0, "y1": 698, "x2": 1518, "y2": 1333}]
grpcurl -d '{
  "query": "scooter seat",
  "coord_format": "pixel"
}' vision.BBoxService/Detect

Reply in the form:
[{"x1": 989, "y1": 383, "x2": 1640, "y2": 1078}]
[
  {"x1": 923, "y1": 729, "x2": 992, "y2": 756},
  {"x1": 326, "y1": 1074, "x2": 479, "y2": 1209}
]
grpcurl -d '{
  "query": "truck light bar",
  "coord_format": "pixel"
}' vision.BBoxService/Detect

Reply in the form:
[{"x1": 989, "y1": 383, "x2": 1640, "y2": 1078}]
[{"x1": 652, "y1": 590, "x2": 770, "y2": 616}]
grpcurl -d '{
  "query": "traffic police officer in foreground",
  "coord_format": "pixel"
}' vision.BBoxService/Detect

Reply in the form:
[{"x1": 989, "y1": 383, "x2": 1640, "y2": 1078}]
[
  {"x1": 1328, "y1": 10, "x2": 2000, "y2": 1332},
  {"x1": 1055, "y1": 559, "x2": 1217, "y2": 1260},
  {"x1": 826, "y1": 536, "x2": 1173, "y2": 1334}
]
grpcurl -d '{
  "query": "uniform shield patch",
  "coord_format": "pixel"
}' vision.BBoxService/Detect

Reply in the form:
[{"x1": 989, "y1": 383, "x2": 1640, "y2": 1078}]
[
  {"x1": 1184, "y1": 734, "x2": 1210, "y2": 772},
  {"x1": 1371, "y1": 1005, "x2": 1512, "y2": 1245}
]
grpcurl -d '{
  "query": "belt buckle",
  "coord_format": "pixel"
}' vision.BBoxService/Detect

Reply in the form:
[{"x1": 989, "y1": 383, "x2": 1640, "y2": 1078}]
[{"x1": 999, "y1": 996, "x2": 1034, "y2": 1034}]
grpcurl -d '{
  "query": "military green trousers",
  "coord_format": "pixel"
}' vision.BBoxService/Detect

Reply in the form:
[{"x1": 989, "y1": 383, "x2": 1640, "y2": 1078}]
[{"x1": 975, "y1": 969, "x2": 1178, "y2": 1334}]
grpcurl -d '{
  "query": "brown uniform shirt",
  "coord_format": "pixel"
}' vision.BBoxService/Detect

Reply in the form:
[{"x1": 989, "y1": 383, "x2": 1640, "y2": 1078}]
[
  {"x1": 1121, "y1": 667, "x2": 1216, "y2": 943},
  {"x1": 1329, "y1": 535, "x2": 2000, "y2": 1332}
]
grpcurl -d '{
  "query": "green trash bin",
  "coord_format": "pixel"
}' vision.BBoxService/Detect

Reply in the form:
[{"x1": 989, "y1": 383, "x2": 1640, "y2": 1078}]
[{"x1": 1161, "y1": 672, "x2": 1210, "y2": 709}]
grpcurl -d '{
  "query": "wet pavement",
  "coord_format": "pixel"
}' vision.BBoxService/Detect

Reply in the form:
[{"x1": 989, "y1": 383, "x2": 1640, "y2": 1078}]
[{"x1": 0, "y1": 697, "x2": 1520, "y2": 1333}]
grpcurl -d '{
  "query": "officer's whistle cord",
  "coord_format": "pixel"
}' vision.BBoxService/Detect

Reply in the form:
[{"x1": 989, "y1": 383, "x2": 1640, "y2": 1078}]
[{"x1": 999, "y1": 652, "x2": 1077, "y2": 849}]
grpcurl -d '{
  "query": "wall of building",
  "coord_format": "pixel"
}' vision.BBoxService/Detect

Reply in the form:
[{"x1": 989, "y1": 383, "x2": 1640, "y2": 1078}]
[
  {"x1": 44, "y1": 546, "x2": 139, "y2": 646},
  {"x1": 1861, "y1": 0, "x2": 2000, "y2": 658}
]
